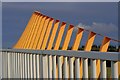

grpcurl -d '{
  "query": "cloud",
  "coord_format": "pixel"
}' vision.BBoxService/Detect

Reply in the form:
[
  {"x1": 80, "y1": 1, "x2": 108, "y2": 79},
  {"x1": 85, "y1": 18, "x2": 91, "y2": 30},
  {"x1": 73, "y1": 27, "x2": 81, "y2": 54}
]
[{"x1": 75, "y1": 22, "x2": 118, "y2": 39}]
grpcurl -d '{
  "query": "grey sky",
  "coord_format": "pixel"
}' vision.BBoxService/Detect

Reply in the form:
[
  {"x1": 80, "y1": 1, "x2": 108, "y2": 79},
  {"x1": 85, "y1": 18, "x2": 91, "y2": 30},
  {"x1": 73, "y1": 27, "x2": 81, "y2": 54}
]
[
  {"x1": 2, "y1": 2, "x2": 118, "y2": 48},
  {"x1": 1, "y1": 0, "x2": 120, "y2": 2}
]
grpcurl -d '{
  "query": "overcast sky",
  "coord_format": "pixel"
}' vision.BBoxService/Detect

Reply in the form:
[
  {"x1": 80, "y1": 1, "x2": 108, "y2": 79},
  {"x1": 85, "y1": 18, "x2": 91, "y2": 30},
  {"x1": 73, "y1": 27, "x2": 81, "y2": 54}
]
[
  {"x1": 2, "y1": 2, "x2": 119, "y2": 48},
  {"x1": 1, "y1": 0, "x2": 120, "y2": 2}
]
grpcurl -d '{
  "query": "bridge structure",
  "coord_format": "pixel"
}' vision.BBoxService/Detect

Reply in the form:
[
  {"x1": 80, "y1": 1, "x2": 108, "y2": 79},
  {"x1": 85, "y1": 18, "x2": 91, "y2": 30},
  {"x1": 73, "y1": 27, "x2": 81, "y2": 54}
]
[{"x1": 1, "y1": 11, "x2": 120, "y2": 79}]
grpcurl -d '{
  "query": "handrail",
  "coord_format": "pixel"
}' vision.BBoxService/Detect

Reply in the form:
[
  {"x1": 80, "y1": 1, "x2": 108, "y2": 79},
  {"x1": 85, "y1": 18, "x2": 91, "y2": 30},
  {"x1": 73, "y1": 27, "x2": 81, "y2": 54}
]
[{"x1": 1, "y1": 49, "x2": 120, "y2": 61}]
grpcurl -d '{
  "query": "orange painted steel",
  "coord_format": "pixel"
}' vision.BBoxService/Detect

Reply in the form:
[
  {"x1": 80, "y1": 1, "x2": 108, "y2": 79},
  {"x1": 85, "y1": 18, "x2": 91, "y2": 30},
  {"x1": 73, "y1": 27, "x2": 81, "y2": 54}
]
[
  {"x1": 29, "y1": 14, "x2": 42, "y2": 49},
  {"x1": 32, "y1": 15, "x2": 46, "y2": 49},
  {"x1": 26, "y1": 13, "x2": 40, "y2": 49},
  {"x1": 36, "y1": 17, "x2": 50, "y2": 49},
  {"x1": 23, "y1": 13, "x2": 38, "y2": 49},
  {"x1": 21, "y1": 13, "x2": 37, "y2": 48},
  {"x1": 41, "y1": 18, "x2": 54, "y2": 50},
  {"x1": 54, "y1": 22, "x2": 66, "y2": 50},
  {"x1": 84, "y1": 32, "x2": 96, "y2": 51},
  {"x1": 62, "y1": 24, "x2": 74, "y2": 50},
  {"x1": 47, "y1": 20, "x2": 60, "y2": 50}
]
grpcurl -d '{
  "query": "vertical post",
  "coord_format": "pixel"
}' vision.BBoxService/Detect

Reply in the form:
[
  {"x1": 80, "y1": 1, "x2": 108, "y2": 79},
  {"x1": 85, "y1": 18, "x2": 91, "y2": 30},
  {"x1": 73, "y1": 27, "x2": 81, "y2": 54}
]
[
  {"x1": 100, "y1": 60, "x2": 106, "y2": 78},
  {"x1": 75, "y1": 57, "x2": 80, "y2": 78},
  {"x1": 36, "y1": 54, "x2": 40, "y2": 78},
  {"x1": 27, "y1": 54, "x2": 30, "y2": 78},
  {"x1": 48, "y1": 55, "x2": 52, "y2": 78},
  {"x1": 111, "y1": 61, "x2": 118, "y2": 78},
  {"x1": 52, "y1": 55, "x2": 57, "y2": 78},
  {"x1": 30, "y1": 54, "x2": 33, "y2": 78},
  {"x1": 33, "y1": 54, "x2": 37, "y2": 78},
  {"x1": 91, "y1": 59, "x2": 96, "y2": 78},
  {"x1": 42, "y1": 55, "x2": 48, "y2": 78},
  {"x1": 24, "y1": 53, "x2": 27, "y2": 78},
  {"x1": 63, "y1": 56, "x2": 68, "y2": 78},
  {"x1": 8, "y1": 52, "x2": 11, "y2": 78}
]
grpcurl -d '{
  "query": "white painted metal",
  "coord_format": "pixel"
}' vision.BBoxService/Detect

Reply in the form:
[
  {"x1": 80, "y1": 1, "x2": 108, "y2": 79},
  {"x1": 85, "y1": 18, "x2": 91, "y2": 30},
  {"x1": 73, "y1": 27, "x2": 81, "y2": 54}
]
[
  {"x1": 48, "y1": 55, "x2": 52, "y2": 78},
  {"x1": 2, "y1": 52, "x2": 5, "y2": 78},
  {"x1": 20, "y1": 53, "x2": 22, "y2": 78},
  {"x1": 58, "y1": 56, "x2": 62, "y2": 78},
  {"x1": 18, "y1": 53, "x2": 20, "y2": 78},
  {"x1": 75, "y1": 57, "x2": 80, "y2": 78},
  {"x1": 8, "y1": 52, "x2": 11, "y2": 78},
  {"x1": 11, "y1": 53, "x2": 13, "y2": 78},
  {"x1": 22, "y1": 53, "x2": 25, "y2": 78},
  {"x1": 1, "y1": 49, "x2": 120, "y2": 79},
  {"x1": 36, "y1": 54, "x2": 40, "y2": 78},
  {"x1": 69, "y1": 57, "x2": 74, "y2": 78},
  {"x1": 111, "y1": 61, "x2": 118, "y2": 78},
  {"x1": 40, "y1": 55, "x2": 42, "y2": 78},
  {"x1": 13, "y1": 52, "x2": 15, "y2": 78},
  {"x1": 91, "y1": 59, "x2": 96, "y2": 78},
  {"x1": 83, "y1": 58, "x2": 88, "y2": 78},
  {"x1": 33, "y1": 54, "x2": 37, "y2": 78},
  {"x1": 24, "y1": 53, "x2": 27, "y2": 78},
  {"x1": 63, "y1": 56, "x2": 68, "y2": 78},
  {"x1": 52, "y1": 55, "x2": 56, "y2": 78},
  {"x1": 30, "y1": 54, "x2": 33, "y2": 78},
  {"x1": 27, "y1": 54, "x2": 30, "y2": 78},
  {"x1": 42, "y1": 55, "x2": 48, "y2": 78},
  {"x1": 100, "y1": 60, "x2": 106, "y2": 78}
]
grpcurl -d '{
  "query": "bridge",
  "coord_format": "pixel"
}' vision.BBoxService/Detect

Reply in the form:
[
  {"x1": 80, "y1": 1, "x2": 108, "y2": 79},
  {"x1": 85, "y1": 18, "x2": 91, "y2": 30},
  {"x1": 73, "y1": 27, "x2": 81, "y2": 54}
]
[{"x1": 1, "y1": 11, "x2": 120, "y2": 79}]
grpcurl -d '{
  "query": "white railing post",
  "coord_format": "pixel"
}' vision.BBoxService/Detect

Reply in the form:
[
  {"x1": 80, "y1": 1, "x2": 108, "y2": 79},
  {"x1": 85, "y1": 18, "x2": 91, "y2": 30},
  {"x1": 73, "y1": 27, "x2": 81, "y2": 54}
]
[
  {"x1": 30, "y1": 54, "x2": 33, "y2": 78},
  {"x1": 91, "y1": 59, "x2": 96, "y2": 78},
  {"x1": 75, "y1": 57, "x2": 80, "y2": 78},
  {"x1": 27, "y1": 54, "x2": 30, "y2": 78},
  {"x1": 36, "y1": 54, "x2": 40, "y2": 78},
  {"x1": 58, "y1": 56, "x2": 62, "y2": 78},
  {"x1": 111, "y1": 61, "x2": 118, "y2": 78},
  {"x1": 69, "y1": 57, "x2": 74, "y2": 78},
  {"x1": 24, "y1": 53, "x2": 27, "y2": 78},
  {"x1": 83, "y1": 58, "x2": 88, "y2": 78},
  {"x1": 2, "y1": 52, "x2": 5, "y2": 78},
  {"x1": 63, "y1": 56, "x2": 68, "y2": 78},
  {"x1": 52, "y1": 55, "x2": 56, "y2": 78},
  {"x1": 100, "y1": 60, "x2": 106, "y2": 78},
  {"x1": 18, "y1": 53, "x2": 21, "y2": 78},
  {"x1": 20, "y1": 53, "x2": 22, "y2": 78},
  {"x1": 33, "y1": 54, "x2": 37, "y2": 78},
  {"x1": 48, "y1": 55, "x2": 52, "y2": 78},
  {"x1": 42, "y1": 55, "x2": 48, "y2": 78},
  {"x1": 8, "y1": 52, "x2": 11, "y2": 78}
]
